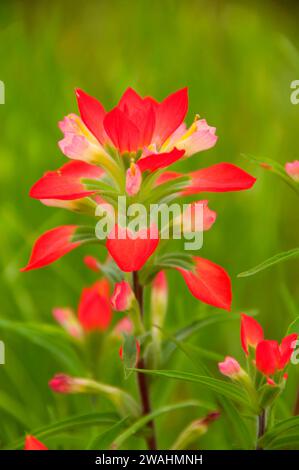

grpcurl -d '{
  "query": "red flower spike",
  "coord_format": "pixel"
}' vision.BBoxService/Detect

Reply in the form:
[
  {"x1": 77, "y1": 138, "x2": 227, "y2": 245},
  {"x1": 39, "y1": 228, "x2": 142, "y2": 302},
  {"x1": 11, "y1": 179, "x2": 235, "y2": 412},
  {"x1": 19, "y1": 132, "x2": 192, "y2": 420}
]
[
  {"x1": 177, "y1": 257, "x2": 232, "y2": 311},
  {"x1": 152, "y1": 88, "x2": 188, "y2": 146},
  {"x1": 184, "y1": 163, "x2": 256, "y2": 194},
  {"x1": 240, "y1": 314, "x2": 264, "y2": 355},
  {"x1": 137, "y1": 148, "x2": 185, "y2": 172},
  {"x1": 21, "y1": 225, "x2": 80, "y2": 272},
  {"x1": 256, "y1": 340, "x2": 280, "y2": 376},
  {"x1": 24, "y1": 435, "x2": 48, "y2": 450},
  {"x1": 278, "y1": 333, "x2": 298, "y2": 369},
  {"x1": 103, "y1": 107, "x2": 140, "y2": 154},
  {"x1": 78, "y1": 279, "x2": 112, "y2": 331},
  {"x1": 76, "y1": 88, "x2": 107, "y2": 144},
  {"x1": 29, "y1": 160, "x2": 104, "y2": 201},
  {"x1": 106, "y1": 225, "x2": 159, "y2": 272}
]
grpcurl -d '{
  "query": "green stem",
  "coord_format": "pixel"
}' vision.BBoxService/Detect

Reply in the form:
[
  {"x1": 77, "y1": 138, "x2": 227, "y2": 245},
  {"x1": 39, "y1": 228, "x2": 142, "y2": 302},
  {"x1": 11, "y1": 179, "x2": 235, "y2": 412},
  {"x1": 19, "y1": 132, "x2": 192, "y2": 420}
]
[
  {"x1": 256, "y1": 408, "x2": 266, "y2": 450},
  {"x1": 133, "y1": 271, "x2": 157, "y2": 450}
]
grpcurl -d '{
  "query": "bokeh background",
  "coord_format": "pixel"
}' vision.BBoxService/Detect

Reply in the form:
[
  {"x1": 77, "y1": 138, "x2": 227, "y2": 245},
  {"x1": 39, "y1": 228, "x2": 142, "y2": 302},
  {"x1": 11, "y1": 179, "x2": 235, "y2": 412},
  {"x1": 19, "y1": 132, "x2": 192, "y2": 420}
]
[{"x1": 1, "y1": 0, "x2": 299, "y2": 450}]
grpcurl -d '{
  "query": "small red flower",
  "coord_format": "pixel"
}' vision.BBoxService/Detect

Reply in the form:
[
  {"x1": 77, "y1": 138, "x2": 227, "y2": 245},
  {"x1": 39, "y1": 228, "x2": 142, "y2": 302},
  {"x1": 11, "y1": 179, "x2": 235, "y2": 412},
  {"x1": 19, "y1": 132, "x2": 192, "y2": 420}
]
[
  {"x1": 256, "y1": 334, "x2": 298, "y2": 376},
  {"x1": 177, "y1": 257, "x2": 232, "y2": 311},
  {"x1": 78, "y1": 279, "x2": 112, "y2": 331},
  {"x1": 106, "y1": 225, "x2": 159, "y2": 272},
  {"x1": 21, "y1": 225, "x2": 81, "y2": 272},
  {"x1": 241, "y1": 314, "x2": 264, "y2": 355},
  {"x1": 24, "y1": 435, "x2": 48, "y2": 450}
]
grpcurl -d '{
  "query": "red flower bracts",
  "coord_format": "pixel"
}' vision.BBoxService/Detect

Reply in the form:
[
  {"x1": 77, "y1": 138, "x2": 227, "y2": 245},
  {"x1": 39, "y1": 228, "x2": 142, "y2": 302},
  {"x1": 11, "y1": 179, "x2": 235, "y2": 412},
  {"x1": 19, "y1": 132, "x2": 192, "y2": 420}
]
[{"x1": 23, "y1": 87, "x2": 256, "y2": 313}]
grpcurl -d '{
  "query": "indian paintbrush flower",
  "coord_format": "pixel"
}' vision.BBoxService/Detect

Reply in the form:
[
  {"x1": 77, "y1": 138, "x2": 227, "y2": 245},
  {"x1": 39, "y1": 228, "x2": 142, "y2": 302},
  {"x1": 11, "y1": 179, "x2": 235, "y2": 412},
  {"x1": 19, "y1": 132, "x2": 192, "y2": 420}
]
[{"x1": 22, "y1": 86, "x2": 256, "y2": 312}]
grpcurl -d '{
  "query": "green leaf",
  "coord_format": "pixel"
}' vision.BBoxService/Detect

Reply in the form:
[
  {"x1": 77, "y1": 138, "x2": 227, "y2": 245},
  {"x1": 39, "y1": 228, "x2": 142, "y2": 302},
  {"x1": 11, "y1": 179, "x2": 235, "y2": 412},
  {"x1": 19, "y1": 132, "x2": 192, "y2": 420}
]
[
  {"x1": 87, "y1": 418, "x2": 129, "y2": 450},
  {"x1": 265, "y1": 433, "x2": 299, "y2": 450},
  {"x1": 286, "y1": 315, "x2": 299, "y2": 336},
  {"x1": 0, "y1": 319, "x2": 84, "y2": 374},
  {"x1": 132, "y1": 369, "x2": 249, "y2": 408},
  {"x1": 162, "y1": 312, "x2": 243, "y2": 363},
  {"x1": 5, "y1": 412, "x2": 118, "y2": 450},
  {"x1": 259, "y1": 416, "x2": 299, "y2": 448},
  {"x1": 112, "y1": 401, "x2": 204, "y2": 449},
  {"x1": 238, "y1": 247, "x2": 299, "y2": 278},
  {"x1": 0, "y1": 391, "x2": 30, "y2": 427},
  {"x1": 72, "y1": 225, "x2": 102, "y2": 244},
  {"x1": 219, "y1": 397, "x2": 254, "y2": 449},
  {"x1": 139, "y1": 252, "x2": 194, "y2": 285},
  {"x1": 96, "y1": 258, "x2": 123, "y2": 283}
]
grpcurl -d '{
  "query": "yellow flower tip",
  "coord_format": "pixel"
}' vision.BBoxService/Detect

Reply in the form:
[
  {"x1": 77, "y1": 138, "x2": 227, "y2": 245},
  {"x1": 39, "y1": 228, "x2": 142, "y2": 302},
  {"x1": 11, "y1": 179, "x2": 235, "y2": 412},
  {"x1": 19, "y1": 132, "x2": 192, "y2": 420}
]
[{"x1": 130, "y1": 162, "x2": 136, "y2": 176}]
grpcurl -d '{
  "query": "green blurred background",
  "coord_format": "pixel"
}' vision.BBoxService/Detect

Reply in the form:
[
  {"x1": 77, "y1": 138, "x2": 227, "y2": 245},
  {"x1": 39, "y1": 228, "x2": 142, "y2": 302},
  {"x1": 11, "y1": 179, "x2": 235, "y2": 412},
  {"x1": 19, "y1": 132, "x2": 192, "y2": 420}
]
[{"x1": 1, "y1": 0, "x2": 299, "y2": 449}]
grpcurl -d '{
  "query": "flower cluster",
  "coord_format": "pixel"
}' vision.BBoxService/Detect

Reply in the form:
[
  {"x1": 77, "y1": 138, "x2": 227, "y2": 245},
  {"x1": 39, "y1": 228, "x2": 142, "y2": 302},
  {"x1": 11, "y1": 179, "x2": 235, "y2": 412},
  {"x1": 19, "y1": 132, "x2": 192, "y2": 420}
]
[
  {"x1": 219, "y1": 314, "x2": 298, "y2": 389},
  {"x1": 22, "y1": 87, "x2": 256, "y2": 312}
]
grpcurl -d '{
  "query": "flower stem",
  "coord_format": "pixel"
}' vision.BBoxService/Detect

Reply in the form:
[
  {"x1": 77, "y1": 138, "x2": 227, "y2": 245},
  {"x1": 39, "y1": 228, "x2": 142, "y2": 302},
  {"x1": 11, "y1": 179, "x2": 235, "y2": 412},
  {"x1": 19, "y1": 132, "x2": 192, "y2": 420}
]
[
  {"x1": 133, "y1": 271, "x2": 157, "y2": 450},
  {"x1": 256, "y1": 408, "x2": 266, "y2": 450}
]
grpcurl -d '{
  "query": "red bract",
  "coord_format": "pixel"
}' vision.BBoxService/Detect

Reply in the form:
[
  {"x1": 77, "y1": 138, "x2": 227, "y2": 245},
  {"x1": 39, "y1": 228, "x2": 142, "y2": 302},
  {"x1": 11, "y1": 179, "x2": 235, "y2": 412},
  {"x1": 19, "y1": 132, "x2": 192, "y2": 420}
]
[
  {"x1": 23, "y1": 87, "x2": 256, "y2": 315},
  {"x1": 24, "y1": 435, "x2": 48, "y2": 450},
  {"x1": 106, "y1": 225, "x2": 159, "y2": 272},
  {"x1": 156, "y1": 163, "x2": 256, "y2": 194},
  {"x1": 184, "y1": 163, "x2": 256, "y2": 194},
  {"x1": 78, "y1": 87, "x2": 188, "y2": 154},
  {"x1": 76, "y1": 88, "x2": 107, "y2": 145},
  {"x1": 177, "y1": 257, "x2": 232, "y2": 311},
  {"x1": 83, "y1": 255, "x2": 100, "y2": 272},
  {"x1": 78, "y1": 279, "x2": 112, "y2": 331},
  {"x1": 21, "y1": 225, "x2": 81, "y2": 272},
  {"x1": 256, "y1": 334, "x2": 298, "y2": 376},
  {"x1": 241, "y1": 313, "x2": 264, "y2": 355},
  {"x1": 137, "y1": 148, "x2": 185, "y2": 172},
  {"x1": 30, "y1": 160, "x2": 104, "y2": 200}
]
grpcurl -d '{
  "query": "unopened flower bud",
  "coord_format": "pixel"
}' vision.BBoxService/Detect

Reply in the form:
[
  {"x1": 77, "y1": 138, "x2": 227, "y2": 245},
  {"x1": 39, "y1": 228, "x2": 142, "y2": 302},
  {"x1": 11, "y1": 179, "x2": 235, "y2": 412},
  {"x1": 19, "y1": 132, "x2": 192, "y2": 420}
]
[
  {"x1": 49, "y1": 374, "x2": 89, "y2": 393},
  {"x1": 171, "y1": 411, "x2": 220, "y2": 450},
  {"x1": 218, "y1": 356, "x2": 244, "y2": 379},
  {"x1": 49, "y1": 373, "x2": 140, "y2": 418},
  {"x1": 111, "y1": 281, "x2": 135, "y2": 311},
  {"x1": 126, "y1": 163, "x2": 142, "y2": 196}
]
